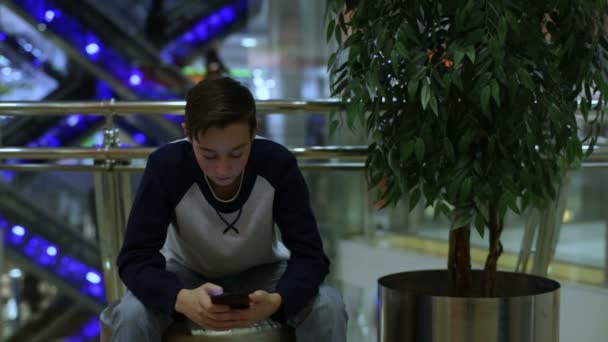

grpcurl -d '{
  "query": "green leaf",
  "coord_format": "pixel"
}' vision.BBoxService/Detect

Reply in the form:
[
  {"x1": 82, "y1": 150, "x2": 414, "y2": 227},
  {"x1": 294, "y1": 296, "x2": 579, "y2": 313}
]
[
  {"x1": 338, "y1": 10, "x2": 348, "y2": 33},
  {"x1": 517, "y1": 68, "x2": 534, "y2": 90},
  {"x1": 329, "y1": 119, "x2": 340, "y2": 136},
  {"x1": 454, "y1": 49, "x2": 465, "y2": 66},
  {"x1": 490, "y1": 79, "x2": 500, "y2": 106},
  {"x1": 430, "y1": 95, "x2": 438, "y2": 116},
  {"x1": 407, "y1": 80, "x2": 419, "y2": 100},
  {"x1": 580, "y1": 98, "x2": 590, "y2": 121},
  {"x1": 498, "y1": 193, "x2": 512, "y2": 218},
  {"x1": 409, "y1": 188, "x2": 421, "y2": 211},
  {"x1": 346, "y1": 111, "x2": 356, "y2": 129},
  {"x1": 400, "y1": 140, "x2": 415, "y2": 160},
  {"x1": 449, "y1": 183, "x2": 465, "y2": 205},
  {"x1": 331, "y1": 78, "x2": 348, "y2": 97},
  {"x1": 481, "y1": 85, "x2": 491, "y2": 112},
  {"x1": 415, "y1": 138, "x2": 425, "y2": 162},
  {"x1": 465, "y1": 46, "x2": 476, "y2": 63},
  {"x1": 497, "y1": 17, "x2": 507, "y2": 42},
  {"x1": 494, "y1": 65, "x2": 507, "y2": 83},
  {"x1": 355, "y1": 102, "x2": 366, "y2": 127},
  {"x1": 451, "y1": 212, "x2": 473, "y2": 229},
  {"x1": 423, "y1": 184, "x2": 439, "y2": 206},
  {"x1": 335, "y1": 24, "x2": 342, "y2": 45},
  {"x1": 421, "y1": 83, "x2": 431, "y2": 109},
  {"x1": 458, "y1": 130, "x2": 473, "y2": 153},
  {"x1": 390, "y1": 51, "x2": 399, "y2": 75},
  {"x1": 388, "y1": 148, "x2": 399, "y2": 173},
  {"x1": 507, "y1": 193, "x2": 521, "y2": 214},
  {"x1": 444, "y1": 138, "x2": 455, "y2": 162},
  {"x1": 326, "y1": 20, "x2": 336, "y2": 43},
  {"x1": 452, "y1": 72, "x2": 463, "y2": 91},
  {"x1": 332, "y1": 68, "x2": 349, "y2": 88},
  {"x1": 434, "y1": 201, "x2": 452, "y2": 220},
  {"x1": 395, "y1": 41, "x2": 407, "y2": 56},
  {"x1": 521, "y1": 191, "x2": 531, "y2": 213},
  {"x1": 461, "y1": 178, "x2": 472, "y2": 200},
  {"x1": 327, "y1": 53, "x2": 337, "y2": 72},
  {"x1": 455, "y1": 9, "x2": 464, "y2": 31},
  {"x1": 474, "y1": 213, "x2": 485, "y2": 238},
  {"x1": 401, "y1": 24, "x2": 420, "y2": 44},
  {"x1": 412, "y1": 65, "x2": 426, "y2": 81}
]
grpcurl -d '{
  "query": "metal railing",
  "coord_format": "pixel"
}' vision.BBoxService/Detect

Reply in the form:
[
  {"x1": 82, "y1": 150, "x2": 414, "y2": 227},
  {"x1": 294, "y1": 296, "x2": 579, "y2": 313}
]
[
  {"x1": 0, "y1": 100, "x2": 345, "y2": 115},
  {"x1": 1, "y1": 100, "x2": 607, "y2": 304},
  {"x1": 0, "y1": 100, "x2": 355, "y2": 304},
  {"x1": 0, "y1": 146, "x2": 368, "y2": 161}
]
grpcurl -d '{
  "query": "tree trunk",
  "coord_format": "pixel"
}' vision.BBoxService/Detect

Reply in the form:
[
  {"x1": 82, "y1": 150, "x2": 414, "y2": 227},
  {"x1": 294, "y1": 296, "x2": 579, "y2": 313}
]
[
  {"x1": 482, "y1": 204, "x2": 504, "y2": 297},
  {"x1": 448, "y1": 224, "x2": 472, "y2": 296}
]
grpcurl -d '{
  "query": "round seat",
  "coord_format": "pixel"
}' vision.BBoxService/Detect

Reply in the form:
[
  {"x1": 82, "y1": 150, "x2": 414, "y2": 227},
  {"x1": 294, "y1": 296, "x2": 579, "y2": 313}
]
[{"x1": 99, "y1": 301, "x2": 295, "y2": 342}]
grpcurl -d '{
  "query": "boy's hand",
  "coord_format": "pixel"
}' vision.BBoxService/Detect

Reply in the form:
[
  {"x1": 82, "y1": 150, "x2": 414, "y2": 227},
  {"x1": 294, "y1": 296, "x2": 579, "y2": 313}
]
[
  {"x1": 246, "y1": 290, "x2": 283, "y2": 321},
  {"x1": 175, "y1": 286, "x2": 282, "y2": 331},
  {"x1": 174, "y1": 283, "x2": 250, "y2": 331},
  {"x1": 210, "y1": 290, "x2": 283, "y2": 327}
]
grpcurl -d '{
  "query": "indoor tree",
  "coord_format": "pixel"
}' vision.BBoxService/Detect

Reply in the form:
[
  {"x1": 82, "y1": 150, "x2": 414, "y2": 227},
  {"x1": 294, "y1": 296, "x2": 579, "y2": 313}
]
[{"x1": 327, "y1": 0, "x2": 608, "y2": 295}]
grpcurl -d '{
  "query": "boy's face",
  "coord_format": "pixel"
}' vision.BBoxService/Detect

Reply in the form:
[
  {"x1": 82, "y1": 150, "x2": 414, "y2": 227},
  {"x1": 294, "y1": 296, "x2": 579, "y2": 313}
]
[{"x1": 191, "y1": 122, "x2": 254, "y2": 188}]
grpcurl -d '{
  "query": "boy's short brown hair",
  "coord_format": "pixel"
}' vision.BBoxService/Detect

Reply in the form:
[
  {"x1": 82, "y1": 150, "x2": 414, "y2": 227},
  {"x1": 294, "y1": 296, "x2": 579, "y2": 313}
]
[{"x1": 185, "y1": 77, "x2": 256, "y2": 139}]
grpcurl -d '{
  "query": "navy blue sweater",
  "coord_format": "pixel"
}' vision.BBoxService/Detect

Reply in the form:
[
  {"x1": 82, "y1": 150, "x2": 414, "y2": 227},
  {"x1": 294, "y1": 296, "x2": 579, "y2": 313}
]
[{"x1": 117, "y1": 138, "x2": 329, "y2": 318}]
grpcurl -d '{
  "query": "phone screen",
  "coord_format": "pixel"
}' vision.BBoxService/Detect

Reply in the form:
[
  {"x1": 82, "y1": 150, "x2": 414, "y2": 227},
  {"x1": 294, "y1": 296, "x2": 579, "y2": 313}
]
[{"x1": 210, "y1": 292, "x2": 250, "y2": 309}]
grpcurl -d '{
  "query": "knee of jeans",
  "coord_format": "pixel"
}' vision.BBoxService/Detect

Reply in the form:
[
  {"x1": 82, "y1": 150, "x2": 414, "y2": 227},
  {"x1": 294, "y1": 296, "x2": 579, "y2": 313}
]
[
  {"x1": 316, "y1": 286, "x2": 348, "y2": 322},
  {"x1": 111, "y1": 294, "x2": 150, "y2": 327}
]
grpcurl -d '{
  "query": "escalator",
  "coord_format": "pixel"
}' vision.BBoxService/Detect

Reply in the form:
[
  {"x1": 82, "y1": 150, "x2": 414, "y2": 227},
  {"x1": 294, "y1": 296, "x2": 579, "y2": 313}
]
[
  {"x1": 6, "y1": 295, "x2": 99, "y2": 342},
  {"x1": 0, "y1": 180, "x2": 104, "y2": 309},
  {"x1": 2, "y1": 0, "x2": 260, "y2": 148},
  {"x1": 1, "y1": 180, "x2": 106, "y2": 340},
  {"x1": 5, "y1": 0, "x2": 244, "y2": 97},
  {"x1": 0, "y1": 2, "x2": 94, "y2": 146},
  {"x1": 33, "y1": 0, "x2": 193, "y2": 97},
  {"x1": 4, "y1": 1, "x2": 185, "y2": 143},
  {"x1": 0, "y1": 4, "x2": 166, "y2": 149},
  {"x1": 5, "y1": 0, "x2": 168, "y2": 100},
  {"x1": 86, "y1": 0, "x2": 245, "y2": 48},
  {"x1": 81, "y1": 0, "x2": 256, "y2": 65}
]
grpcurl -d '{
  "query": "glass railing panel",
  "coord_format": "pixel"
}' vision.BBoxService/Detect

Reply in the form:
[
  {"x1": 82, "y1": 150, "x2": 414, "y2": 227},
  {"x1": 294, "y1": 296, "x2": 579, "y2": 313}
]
[
  {"x1": 0, "y1": 170, "x2": 108, "y2": 340},
  {"x1": 2, "y1": 170, "x2": 98, "y2": 243},
  {"x1": 349, "y1": 164, "x2": 608, "y2": 289}
]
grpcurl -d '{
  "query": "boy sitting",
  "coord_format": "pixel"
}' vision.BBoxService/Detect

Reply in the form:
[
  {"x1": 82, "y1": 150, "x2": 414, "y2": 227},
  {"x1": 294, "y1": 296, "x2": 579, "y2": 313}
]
[{"x1": 110, "y1": 77, "x2": 348, "y2": 341}]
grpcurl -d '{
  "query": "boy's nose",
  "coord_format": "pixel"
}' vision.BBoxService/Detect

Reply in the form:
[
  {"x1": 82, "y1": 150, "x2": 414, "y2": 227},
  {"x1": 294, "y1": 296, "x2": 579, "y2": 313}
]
[{"x1": 216, "y1": 160, "x2": 232, "y2": 175}]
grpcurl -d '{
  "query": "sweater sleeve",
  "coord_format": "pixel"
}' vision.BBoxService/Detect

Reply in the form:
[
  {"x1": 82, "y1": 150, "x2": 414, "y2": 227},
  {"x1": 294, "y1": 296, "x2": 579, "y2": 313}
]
[
  {"x1": 116, "y1": 151, "x2": 184, "y2": 313},
  {"x1": 273, "y1": 154, "x2": 330, "y2": 318}
]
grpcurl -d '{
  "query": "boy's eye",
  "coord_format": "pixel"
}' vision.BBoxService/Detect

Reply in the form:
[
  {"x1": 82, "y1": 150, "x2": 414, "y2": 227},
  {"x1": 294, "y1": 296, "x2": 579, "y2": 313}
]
[
  {"x1": 203, "y1": 155, "x2": 217, "y2": 160},
  {"x1": 230, "y1": 153, "x2": 243, "y2": 158}
]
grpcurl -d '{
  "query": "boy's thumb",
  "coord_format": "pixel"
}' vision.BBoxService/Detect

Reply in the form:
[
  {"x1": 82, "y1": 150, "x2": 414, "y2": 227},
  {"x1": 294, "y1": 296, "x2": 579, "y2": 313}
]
[{"x1": 202, "y1": 282, "x2": 224, "y2": 295}]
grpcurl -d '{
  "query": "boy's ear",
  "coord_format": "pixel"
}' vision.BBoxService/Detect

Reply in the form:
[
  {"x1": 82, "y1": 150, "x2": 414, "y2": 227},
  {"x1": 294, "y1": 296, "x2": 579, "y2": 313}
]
[
  {"x1": 182, "y1": 123, "x2": 190, "y2": 140},
  {"x1": 252, "y1": 120, "x2": 260, "y2": 139}
]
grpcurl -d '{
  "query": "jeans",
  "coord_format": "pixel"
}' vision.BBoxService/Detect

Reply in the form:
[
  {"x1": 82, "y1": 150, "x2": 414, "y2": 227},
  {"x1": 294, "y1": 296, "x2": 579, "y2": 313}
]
[{"x1": 109, "y1": 261, "x2": 348, "y2": 342}]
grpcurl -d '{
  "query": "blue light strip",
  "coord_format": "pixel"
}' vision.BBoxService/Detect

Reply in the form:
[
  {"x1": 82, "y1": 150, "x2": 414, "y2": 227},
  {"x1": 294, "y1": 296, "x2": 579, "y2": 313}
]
[
  {"x1": 0, "y1": 212, "x2": 106, "y2": 303},
  {"x1": 27, "y1": 114, "x2": 104, "y2": 148},
  {"x1": 64, "y1": 315, "x2": 100, "y2": 342},
  {"x1": 15, "y1": 0, "x2": 176, "y2": 99},
  {"x1": 161, "y1": 1, "x2": 248, "y2": 63},
  {"x1": 11, "y1": 0, "x2": 247, "y2": 153}
]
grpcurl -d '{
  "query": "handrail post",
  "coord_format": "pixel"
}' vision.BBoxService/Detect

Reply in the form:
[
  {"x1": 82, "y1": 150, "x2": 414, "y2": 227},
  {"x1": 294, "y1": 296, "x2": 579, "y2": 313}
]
[{"x1": 94, "y1": 107, "x2": 128, "y2": 303}]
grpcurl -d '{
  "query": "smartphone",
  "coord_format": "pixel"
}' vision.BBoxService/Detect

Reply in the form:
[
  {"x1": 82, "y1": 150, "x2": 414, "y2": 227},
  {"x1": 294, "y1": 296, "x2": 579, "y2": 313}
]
[{"x1": 210, "y1": 292, "x2": 250, "y2": 309}]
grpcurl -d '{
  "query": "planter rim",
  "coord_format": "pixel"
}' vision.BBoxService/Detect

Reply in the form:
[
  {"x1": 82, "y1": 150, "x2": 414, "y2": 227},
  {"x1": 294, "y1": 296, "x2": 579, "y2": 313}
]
[{"x1": 378, "y1": 269, "x2": 560, "y2": 299}]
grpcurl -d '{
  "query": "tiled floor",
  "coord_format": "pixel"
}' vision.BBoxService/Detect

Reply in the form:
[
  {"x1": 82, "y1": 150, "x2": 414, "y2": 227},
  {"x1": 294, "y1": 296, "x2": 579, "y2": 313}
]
[
  {"x1": 416, "y1": 221, "x2": 606, "y2": 270},
  {"x1": 336, "y1": 236, "x2": 608, "y2": 342}
]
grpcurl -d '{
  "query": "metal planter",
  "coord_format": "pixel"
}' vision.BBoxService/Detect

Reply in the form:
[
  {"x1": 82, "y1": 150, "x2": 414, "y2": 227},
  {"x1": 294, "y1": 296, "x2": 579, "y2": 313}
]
[{"x1": 378, "y1": 270, "x2": 560, "y2": 342}]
